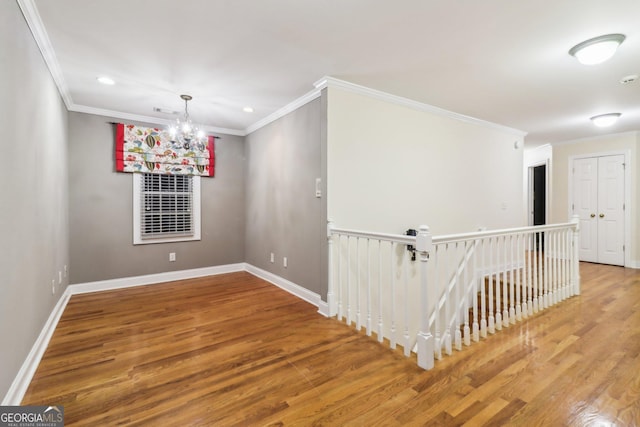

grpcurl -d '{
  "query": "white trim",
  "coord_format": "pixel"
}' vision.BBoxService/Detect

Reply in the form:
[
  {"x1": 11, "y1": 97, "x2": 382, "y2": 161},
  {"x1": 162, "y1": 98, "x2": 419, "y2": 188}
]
[
  {"x1": 2, "y1": 290, "x2": 71, "y2": 405},
  {"x1": 70, "y1": 263, "x2": 245, "y2": 295},
  {"x1": 551, "y1": 131, "x2": 638, "y2": 147},
  {"x1": 628, "y1": 260, "x2": 640, "y2": 269},
  {"x1": 244, "y1": 264, "x2": 323, "y2": 308},
  {"x1": 17, "y1": 0, "x2": 72, "y2": 109},
  {"x1": 317, "y1": 300, "x2": 330, "y2": 317},
  {"x1": 244, "y1": 88, "x2": 322, "y2": 135},
  {"x1": 314, "y1": 76, "x2": 528, "y2": 138},
  {"x1": 70, "y1": 104, "x2": 246, "y2": 137}
]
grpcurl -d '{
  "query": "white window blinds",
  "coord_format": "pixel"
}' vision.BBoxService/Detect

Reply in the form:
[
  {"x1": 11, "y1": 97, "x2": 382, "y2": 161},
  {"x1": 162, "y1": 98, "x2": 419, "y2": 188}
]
[{"x1": 133, "y1": 173, "x2": 201, "y2": 244}]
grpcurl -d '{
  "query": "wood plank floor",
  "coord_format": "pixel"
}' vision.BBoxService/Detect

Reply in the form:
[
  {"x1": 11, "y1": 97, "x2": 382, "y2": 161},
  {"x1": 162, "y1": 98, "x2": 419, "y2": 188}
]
[{"x1": 23, "y1": 262, "x2": 640, "y2": 426}]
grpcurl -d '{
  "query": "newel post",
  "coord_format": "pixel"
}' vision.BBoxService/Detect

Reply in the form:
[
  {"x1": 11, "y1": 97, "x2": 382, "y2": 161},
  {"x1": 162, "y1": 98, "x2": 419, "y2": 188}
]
[
  {"x1": 327, "y1": 220, "x2": 337, "y2": 316},
  {"x1": 415, "y1": 225, "x2": 434, "y2": 370},
  {"x1": 570, "y1": 215, "x2": 581, "y2": 295}
]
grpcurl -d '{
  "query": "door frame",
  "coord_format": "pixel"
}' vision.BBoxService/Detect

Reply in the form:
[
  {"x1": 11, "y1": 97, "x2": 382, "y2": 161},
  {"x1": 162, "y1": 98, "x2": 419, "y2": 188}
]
[
  {"x1": 527, "y1": 160, "x2": 549, "y2": 227},
  {"x1": 568, "y1": 149, "x2": 631, "y2": 268}
]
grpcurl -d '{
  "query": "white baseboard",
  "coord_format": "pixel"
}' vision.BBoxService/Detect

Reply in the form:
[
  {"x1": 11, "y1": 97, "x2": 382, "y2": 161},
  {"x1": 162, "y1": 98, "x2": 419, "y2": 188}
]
[
  {"x1": 628, "y1": 260, "x2": 640, "y2": 269},
  {"x1": 244, "y1": 263, "x2": 323, "y2": 309},
  {"x1": 2, "y1": 290, "x2": 71, "y2": 405},
  {"x1": 317, "y1": 301, "x2": 330, "y2": 317},
  {"x1": 3, "y1": 262, "x2": 326, "y2": 405},
  {"x1": 69, "y1": 263, "x2": 246, "y2": 294}
]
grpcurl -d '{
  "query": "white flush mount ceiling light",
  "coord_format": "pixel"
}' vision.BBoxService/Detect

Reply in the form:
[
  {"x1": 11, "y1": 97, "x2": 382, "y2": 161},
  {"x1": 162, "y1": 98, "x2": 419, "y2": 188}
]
[
  {"x1": 590, "y1": 113, "x2": 621, "y2": 127},
  {"x1": 168, "y1": 95, "x2": 207, "y2": 150},
  {"x1": 569, "y1": 34, "x2": 626, "y2": 65}
]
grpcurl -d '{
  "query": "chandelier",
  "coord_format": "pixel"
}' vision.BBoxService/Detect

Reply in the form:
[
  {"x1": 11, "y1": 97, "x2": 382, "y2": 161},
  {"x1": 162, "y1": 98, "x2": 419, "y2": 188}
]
[{"x1": 168, "y1": 94, "x2": 207, "y2": 151}]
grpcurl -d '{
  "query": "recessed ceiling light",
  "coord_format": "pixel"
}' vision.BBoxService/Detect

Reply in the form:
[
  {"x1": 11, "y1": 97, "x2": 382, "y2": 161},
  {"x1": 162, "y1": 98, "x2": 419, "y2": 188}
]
[
  {"x1": 97, "y1": 76, "x2": 115, "y2": 85},
  {"x1": 243, "y1": 107, "x2": 254, "y2": 113},
  {"x1": 620, "y1": 74, "x2": 638, "y2": 84},
  {"x1": 590, "y1": 113, "x2": 621, "y2": 127},
  {"x1": 569, "y1": 34, "x2": 625, "y2": 65}
]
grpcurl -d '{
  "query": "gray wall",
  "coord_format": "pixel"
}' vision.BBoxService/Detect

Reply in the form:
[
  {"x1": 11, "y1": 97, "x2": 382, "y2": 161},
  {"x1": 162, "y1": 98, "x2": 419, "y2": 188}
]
[
  {"x1": 68, "y1": 113, "x2": 245, "y2": 283},
  {"x1": 245, "y1": 96, "x2": 328, "y2": 298},
  {"x1": 0, "y1": 1, "x2": 69, "y2": 398}
]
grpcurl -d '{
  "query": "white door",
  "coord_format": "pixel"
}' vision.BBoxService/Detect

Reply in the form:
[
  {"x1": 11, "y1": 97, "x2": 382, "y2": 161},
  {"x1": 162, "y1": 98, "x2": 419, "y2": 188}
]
[
  {"x1": 597, "y1": 155, "x2": 625, "y2": 265},
  {"x1": 573, "y1": 158, "x2": 598, "y2": 262},
  {"x1": 572, "y1": 155, "x2": 625, "y2": 266}
]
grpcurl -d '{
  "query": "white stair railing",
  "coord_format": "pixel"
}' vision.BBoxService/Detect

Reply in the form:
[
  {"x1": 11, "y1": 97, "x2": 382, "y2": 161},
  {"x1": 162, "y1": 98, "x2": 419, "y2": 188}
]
[{"x1": 327, "y1": 217, "x2": 580, "y2": 370}]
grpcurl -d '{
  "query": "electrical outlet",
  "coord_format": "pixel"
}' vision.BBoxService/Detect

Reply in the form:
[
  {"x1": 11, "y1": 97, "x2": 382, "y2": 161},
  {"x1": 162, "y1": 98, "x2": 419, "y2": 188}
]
[
  {"x1": 169, "y1": 252, "x2": 176, "y2": 262},
  {"x1": 51, "y1": 279, "x2": 55, "y2": 295},
  {"x1": 283, "y1": 257, "x2": 288, "y2": 268},
  {"x1": 270, "y1": 252, "x2": 275, "y2": 263},
  {"x1": 58, "y1": 271, "x2": 62, "y2": 284}
]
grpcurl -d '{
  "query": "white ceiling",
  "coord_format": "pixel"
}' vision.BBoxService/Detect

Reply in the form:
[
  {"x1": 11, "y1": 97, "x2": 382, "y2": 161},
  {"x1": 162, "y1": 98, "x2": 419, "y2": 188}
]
[{"x1": 23, "y1": 0, "x2": 640, "y2": 144}]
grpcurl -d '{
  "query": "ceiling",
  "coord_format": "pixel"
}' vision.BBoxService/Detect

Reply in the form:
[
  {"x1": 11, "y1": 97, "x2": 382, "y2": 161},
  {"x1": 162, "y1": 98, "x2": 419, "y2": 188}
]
[{"x1": 23, "y1": 0, "x2": 640, "y2": 145}]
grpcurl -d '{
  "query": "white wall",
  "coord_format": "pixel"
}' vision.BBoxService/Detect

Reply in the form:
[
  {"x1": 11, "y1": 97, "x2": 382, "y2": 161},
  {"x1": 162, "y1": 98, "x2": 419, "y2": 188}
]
[
  {"x1": 551, "y1": 131, "x2": 639, "y2": 266},
  {"x1": 327, "y1": 87, "x2": 526, "y2": 236},
  {"x1": 0, "y1": 1, "x2": 69, "y2": 399}
]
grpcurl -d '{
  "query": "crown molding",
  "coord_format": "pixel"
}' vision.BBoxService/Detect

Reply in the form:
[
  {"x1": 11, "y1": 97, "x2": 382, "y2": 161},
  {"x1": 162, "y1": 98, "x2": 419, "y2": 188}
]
[
  {"x1": 550, "y1": 130, "x2": 639, "y2": 147},
  {"x1": 244, "y1": 87, "x2": 322, "y2": 135},
  {"x1": 17, "y1": 0, "x2": 73, "y2": 110},
  {"x1": 18, "y1": 0, "x2": 525, "y2": 141},
  {"x1": 314, "y1": 76, "x2": 528, "y2": 138},
  {"x1": 70, "y1": 104, "x2": 246, "y2": 137}
]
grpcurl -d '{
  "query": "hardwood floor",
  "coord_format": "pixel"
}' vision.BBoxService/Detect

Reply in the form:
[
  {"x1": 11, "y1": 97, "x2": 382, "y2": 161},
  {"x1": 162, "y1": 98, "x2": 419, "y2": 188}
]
[{"x1": 22, "y1": 263, "x2": 640, "y2": 426}]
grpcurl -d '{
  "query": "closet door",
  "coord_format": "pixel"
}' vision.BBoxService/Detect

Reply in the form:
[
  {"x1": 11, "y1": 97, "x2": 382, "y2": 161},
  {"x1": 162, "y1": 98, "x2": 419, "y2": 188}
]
[
  {"x1": 573, "y1": 158, "x2": 598, "y2": 263},
  {"x1": 597, "y1": 155, "x2": 625, "y2": 266},
  {"x1": 572, "y1": 155, "x2": 625, "y2": 266}
]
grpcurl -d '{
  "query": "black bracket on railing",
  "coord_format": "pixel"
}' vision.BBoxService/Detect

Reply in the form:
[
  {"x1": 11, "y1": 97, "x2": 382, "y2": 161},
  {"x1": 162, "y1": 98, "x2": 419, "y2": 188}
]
[{"x1": 405, "y1": 228, "x2": 417, "y2": 261}]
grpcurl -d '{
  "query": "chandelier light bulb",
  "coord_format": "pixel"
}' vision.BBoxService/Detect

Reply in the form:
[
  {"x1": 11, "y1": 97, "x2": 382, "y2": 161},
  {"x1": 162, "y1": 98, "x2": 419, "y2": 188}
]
[
  {"x1": 168, "y1": 94, "x2": 208, "y2": 149},
  {"x1": 569, "y1": 34, "x2": 625, "y2": 65}
]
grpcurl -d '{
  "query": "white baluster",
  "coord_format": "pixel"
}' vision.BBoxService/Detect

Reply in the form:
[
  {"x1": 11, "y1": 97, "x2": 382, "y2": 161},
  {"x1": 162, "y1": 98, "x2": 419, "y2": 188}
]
[
  {"x1": 571, "y1": 215, "x2": 581, "y2": 295},
  {"x1": 515, "y1": 233, "x2": 522, "y2": 322},
  {"x1": 463, "y1": 241, "x2": 471, "y2": 346},
  {"x1": 337, "y1": 234, "x2": 344, "y2": 321},
  {"x1": 454, "y1": 243, "x2": 462, "y2": 351},
  {"x1": 495, "y1": 238, "x2": 503, "y2": 331},
  {"x1": 403, "y1": 246, "x2": 411, "y2": 357},
  {"x1": 356, "y1": 237, "x2": 361, "y2": 330},
  {"x1": 434, "y1": 245, "x2": 442, "y2": 360},
  {"x1": 347, "y1": 236, "x2": 352, "y2": 325},
  {"x1": 502, "y1": 236, "x2": 515, "y2": 327},
  {"x1": 480, "y1": 238, "x2": 487, "y2": 338},
  {"x1": 532, "y1": 232, "x2": 540, "y2": 313},
  {"x1": 508, "y1": 235, "x2": 515, "y2": 324},
  {"x1": 472, "y1": 238, "x2": 480, "y2": 342},
  {"x1": 377, "y1": 240, "x2": 383, "y2": 343},
  {"x1": 488, "y1": 237, "x2": 495, "y2": 334},
  {"x1": 390, "y1": 242, "x2": 396, "y2": 349},
  {"x1": 366, "y1": 238, "x2": 372, "y2": 336}
]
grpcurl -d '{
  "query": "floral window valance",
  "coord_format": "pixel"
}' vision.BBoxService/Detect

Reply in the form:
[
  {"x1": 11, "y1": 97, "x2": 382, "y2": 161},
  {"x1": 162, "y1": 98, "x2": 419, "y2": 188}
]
[{"x1": 115, "y1": 123, "x2": 215, "y2": 177}]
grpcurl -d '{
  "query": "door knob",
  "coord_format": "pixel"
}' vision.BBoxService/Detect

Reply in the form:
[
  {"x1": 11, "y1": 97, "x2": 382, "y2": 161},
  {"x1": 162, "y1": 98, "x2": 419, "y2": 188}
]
[
  {"x1": 590, "y1": 213, "x2": 595, "y2": 218},
  {"x1": 599, "y1": 213, "x2": 605, "y2": 218}
]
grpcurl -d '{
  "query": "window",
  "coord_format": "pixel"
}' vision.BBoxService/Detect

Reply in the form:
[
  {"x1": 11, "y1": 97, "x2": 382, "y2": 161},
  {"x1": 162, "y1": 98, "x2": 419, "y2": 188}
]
[{"x1": 133, "y1": 173, "x2": 201, "y2": 244}]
